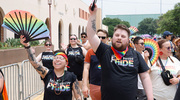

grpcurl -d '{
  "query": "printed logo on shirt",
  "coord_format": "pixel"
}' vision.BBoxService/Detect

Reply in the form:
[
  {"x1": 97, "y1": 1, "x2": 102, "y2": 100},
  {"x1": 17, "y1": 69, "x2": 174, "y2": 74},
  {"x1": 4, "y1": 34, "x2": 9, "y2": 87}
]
[
  {"x1": 42, "y1": 55, "x2": 54, "y2": 60},
  {"x1": 68, "y1": 50, "x2": 80, "y2": 56},
  {"x1": 111, "y1": 55, "x2": 134, "y2": 67},
  {"x1": 98, "y1": 65, "x2": 101, "y2": 69},
  {"x1": 47, "y1": 79, "x2": 71, "y2": 92},
  {"x1": 158, "y1": 66, "x2": 176, "y2": 75}
]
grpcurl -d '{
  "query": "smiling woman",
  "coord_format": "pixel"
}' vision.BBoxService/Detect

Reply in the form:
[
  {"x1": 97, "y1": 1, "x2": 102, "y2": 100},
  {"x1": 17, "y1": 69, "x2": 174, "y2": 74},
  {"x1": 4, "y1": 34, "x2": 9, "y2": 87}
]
[
  {"x1": 66, "y1": 34, "x2": 87, "y2": 86},
  {"x1": 19, "y1": 35, "x2": 82, "y2": 100},
  {"x1": 36, "y1": 40, "x2": 54, "y2": 70},
  {"x1": 150, "y1": 39, "x2": 180, "y2": 100}
]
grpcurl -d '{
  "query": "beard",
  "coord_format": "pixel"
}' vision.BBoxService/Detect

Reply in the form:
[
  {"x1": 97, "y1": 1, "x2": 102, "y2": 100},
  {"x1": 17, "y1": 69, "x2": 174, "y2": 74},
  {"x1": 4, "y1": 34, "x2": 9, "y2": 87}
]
[{"x1": 112, "y1": 39, "x2": 129, "y2": 51}]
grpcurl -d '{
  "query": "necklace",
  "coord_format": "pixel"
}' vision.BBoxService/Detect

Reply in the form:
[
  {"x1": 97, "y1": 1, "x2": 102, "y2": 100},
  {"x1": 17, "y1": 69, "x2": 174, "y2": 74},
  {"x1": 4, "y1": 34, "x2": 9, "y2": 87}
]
[{"x1": 53, "y1": 70, "x2": 65, "y2": 95}]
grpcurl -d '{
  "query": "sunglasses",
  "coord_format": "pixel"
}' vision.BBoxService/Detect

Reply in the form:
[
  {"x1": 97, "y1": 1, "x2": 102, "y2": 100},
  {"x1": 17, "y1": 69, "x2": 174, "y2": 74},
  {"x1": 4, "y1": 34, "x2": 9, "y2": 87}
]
[
  {"x1": 45, "y1": 44, "x2": 52, "y2": 46},
  {"x1": 70, "y1": 38, "x2": 76, "y2": 40},
  {"x1": 98, "y1": 36, "x2": 106, "y2": 39},
  {"x1": 138, "y1": 43, "x2": 144, "y2": 46},
  {"x1": 165, "y1": 46, "x2": 173, "y2": 50},
  {"x1": 81, "y1": 36, "x2": 87, "y2": 38}
]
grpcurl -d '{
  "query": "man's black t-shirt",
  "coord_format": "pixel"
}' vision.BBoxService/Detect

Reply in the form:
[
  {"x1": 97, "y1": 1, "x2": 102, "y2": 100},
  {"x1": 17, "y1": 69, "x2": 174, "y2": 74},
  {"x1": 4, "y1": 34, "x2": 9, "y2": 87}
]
[
  {"x1": 41, "y1": 52, "x2": 54, "y2": 70},
  {"x1": 43, "y1": 70, "x2": 76, "y2": 100},
  {"x1": 96, "y1": 42, "x2": 149, "y2": 100}
]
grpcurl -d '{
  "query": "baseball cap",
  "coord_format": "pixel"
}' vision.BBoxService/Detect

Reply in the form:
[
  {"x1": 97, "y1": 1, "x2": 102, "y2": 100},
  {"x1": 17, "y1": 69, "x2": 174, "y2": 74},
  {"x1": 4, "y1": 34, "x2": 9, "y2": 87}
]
[{"x1": 163, "y1": 31, "x2": 173, "y2": 37}]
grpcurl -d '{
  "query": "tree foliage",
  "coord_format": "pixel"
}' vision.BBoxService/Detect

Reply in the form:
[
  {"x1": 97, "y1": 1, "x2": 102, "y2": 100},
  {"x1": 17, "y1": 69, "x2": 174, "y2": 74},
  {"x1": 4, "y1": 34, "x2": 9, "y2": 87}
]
[
  {"x1": 157, "y1": 3, "x2": 180, "y2": 35},
  {"x1": 102, "y1": 17, "x2": 130, "y2": 37},
  {"x1": 137, "y1": 18, "x2": 158, "y2": 35}
]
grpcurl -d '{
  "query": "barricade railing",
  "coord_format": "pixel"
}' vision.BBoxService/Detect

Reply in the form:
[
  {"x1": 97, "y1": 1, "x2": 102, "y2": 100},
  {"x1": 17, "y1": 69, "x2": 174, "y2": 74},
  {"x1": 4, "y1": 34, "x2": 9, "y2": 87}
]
[
  {"x1": 0, "y1": 60, "x2": 44, "y2": 100},
  {"x1": 21, "y1": 60, "x2": 44, "y2": 100},
  {"x1": 0, "y1": 63, "x2": 20, "y2": 100}
]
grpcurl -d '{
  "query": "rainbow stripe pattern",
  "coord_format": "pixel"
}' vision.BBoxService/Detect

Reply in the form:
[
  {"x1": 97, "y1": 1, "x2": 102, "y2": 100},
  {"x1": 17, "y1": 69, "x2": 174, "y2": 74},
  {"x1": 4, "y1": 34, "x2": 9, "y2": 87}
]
[
  {"x1": 129, "y1": 26, "x2": 138, "y2": 34},
  {"x1": 54, "y1": 52, "x2": 68, "y2": 62},
  {"x1": 144, "y1": 39, "x2": 159, "y2": 65},
  {"x1": 98, "y1": 65, "x2": 101, "y2": 69},
  {"x1": 111, "y1": 47, "x2": 129, "y2": 60},
  {"x1": 2, "y1": 10, "x2": 49, "y2": 42}
]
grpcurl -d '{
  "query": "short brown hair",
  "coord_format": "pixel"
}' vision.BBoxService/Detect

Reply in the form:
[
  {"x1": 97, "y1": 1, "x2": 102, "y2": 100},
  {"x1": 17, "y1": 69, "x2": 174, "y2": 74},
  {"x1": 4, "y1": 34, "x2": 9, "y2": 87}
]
[
  {"x1": 114, "y1": 24, "x2": 130, "y2": 37},
  {"x1": 157, "y1": 39, "x2": 169, "y2": 48},
  {"x1": 97, "y1": 29, "x2": 108, "y2": 37}
]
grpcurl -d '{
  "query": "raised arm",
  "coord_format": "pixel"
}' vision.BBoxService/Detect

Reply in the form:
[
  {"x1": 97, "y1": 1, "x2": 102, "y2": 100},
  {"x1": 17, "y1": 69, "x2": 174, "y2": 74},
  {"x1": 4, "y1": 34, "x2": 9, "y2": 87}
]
[
  {"x1": 72, "y1": 79, "x2": 82, "y2": 100},
  {"x1": 87, "y1": 4, "x2": 101, "y2": 52},
  {"x1": 36, "y1": 53, "x2": 42, "y2": 62},
  {"x1": 20, "y1": 35, "x2": 49, "y2": 79},
  {"x1": 81, "y1": 47, "x2": 87, "y2": 57}
]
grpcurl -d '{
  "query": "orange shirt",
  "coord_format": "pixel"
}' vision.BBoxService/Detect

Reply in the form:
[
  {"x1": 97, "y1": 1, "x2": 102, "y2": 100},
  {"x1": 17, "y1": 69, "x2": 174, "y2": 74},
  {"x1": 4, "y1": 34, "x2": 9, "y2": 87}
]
[{"x1": 85, "y1": 49, "x2": 96, "y2": 63}]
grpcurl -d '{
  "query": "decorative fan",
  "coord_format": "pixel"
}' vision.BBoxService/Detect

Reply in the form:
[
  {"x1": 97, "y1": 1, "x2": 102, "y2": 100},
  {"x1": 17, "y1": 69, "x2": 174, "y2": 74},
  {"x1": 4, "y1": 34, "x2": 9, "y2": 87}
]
[
  {"x1": 144, "y1": 38, "x2": 159, "y2": 65},
  {"x1": 129, "y1": 26, "x2": 138, "y2": 34},
  {"x1": 2, "y1": 10, "x2": 50, "y2": 43}
]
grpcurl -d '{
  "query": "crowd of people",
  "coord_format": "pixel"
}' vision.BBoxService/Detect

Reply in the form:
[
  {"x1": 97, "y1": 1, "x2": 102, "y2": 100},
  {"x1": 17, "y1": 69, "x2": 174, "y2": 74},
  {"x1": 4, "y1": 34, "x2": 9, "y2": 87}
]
[{"x1": 1, "y1": 3, "x2": 180, "y2": 100}]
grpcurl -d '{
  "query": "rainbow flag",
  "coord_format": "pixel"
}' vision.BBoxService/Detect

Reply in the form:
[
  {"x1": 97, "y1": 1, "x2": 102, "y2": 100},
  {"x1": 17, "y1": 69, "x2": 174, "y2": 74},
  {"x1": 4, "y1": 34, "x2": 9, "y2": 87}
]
[{"x1": 129, "y1": 26, "x2": 138, "y2": 34}]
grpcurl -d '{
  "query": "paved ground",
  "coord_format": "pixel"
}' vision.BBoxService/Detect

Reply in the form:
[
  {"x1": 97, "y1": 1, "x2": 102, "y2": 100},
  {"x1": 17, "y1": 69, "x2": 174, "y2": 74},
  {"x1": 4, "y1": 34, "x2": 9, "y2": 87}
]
[{"x1": 32, "y1": 92, "x2": 92, "y2": 100}]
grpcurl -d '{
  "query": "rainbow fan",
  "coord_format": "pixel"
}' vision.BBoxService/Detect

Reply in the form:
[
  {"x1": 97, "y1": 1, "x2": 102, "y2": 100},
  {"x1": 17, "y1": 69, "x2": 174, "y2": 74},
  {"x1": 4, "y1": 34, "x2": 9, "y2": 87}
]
[
  {"x1": 2, "y1": 10, "x2": 50, "y2": 43},
  {"x1": 129, "y1": 26, "x2": 138, "y2": 34},
  {"x1": 144, "y1": 39, "x2": 159, "y2": 65}
]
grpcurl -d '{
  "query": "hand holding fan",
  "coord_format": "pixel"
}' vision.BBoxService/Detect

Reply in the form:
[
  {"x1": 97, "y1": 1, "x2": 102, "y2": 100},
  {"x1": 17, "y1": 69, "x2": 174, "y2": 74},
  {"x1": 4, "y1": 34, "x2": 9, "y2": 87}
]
[
  {"x1": 129, "y1": 26, "x2": 138, "y2": 34},
  {"x1": 2, "y1": 10, "x2": 50, "y2": 43},
  {"x1": 91, "y1": 0, "x2": 97, "y2": 11},
  {"x1": 144, "y1": 38, "x2": 159, "y2": 65}
]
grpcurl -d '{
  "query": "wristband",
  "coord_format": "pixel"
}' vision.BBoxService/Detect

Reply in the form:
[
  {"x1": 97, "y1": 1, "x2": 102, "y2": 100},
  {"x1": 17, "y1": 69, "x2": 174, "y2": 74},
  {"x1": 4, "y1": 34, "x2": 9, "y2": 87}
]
[{"x1": 24, "y1": 45, "x2": 31, "y2": 49}]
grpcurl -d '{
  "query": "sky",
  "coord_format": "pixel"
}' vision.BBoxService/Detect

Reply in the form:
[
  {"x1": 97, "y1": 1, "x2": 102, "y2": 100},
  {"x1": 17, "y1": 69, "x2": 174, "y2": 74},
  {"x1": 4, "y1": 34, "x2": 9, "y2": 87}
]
[{"x1": 81, "y1": 0, "x2": 180, "y2": 18}]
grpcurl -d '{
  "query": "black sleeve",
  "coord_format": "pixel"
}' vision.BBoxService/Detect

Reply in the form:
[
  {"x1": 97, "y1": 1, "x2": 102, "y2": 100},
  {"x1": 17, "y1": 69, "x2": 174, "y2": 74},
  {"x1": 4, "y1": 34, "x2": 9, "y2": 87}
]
[
  {"x1": 71, "y1": 72, "x2": 77, "y2": 83},
  {"x1": 136, "y1": 51, "x2": 149, "y2": 73},
  {"x1": 95, "y1": 42, "x2": 110, "y2": 60},
  {"x1": 42, "y1": 70, "x2": 52, "y2": 83}
]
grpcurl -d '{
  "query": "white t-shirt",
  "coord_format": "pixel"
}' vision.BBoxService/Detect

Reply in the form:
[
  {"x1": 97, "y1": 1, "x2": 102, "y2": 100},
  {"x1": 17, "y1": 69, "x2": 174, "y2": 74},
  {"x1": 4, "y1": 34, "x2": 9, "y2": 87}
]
[
  {"x1": 138, "y1": 52, "x2": 151, "y2": 89},
  {"x1": 82, "y1": 40, "x2": 88, "y2": 46},
  {"x1": 150, "y1": 56, "x2": 180, "y2": 100}
]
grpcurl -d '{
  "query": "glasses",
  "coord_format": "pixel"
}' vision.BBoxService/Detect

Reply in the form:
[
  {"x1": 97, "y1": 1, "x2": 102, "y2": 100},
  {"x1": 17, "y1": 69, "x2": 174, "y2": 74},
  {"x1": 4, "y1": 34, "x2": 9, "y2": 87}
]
[
  {"x1": 45, "y1": 44, "x2": 52, "y2": 46},
  {"x1": 81, "y1": 36, "x2": 87, "y2": 38},
  {"x1": 137, "y1": 43, "x2": 144, "y2": 46},
  {"x1": 165, "y1": 46, "x2": 173, "y2": 50},
  {"x1": 98, "y1": 36, "x2": 106, "y2": 39},
  {"x1": 53, "y1": 56, "x2": 65, "y2": 60},
  {"x1": 70, "y1": 38, "x2": 76, "y2": 40}
]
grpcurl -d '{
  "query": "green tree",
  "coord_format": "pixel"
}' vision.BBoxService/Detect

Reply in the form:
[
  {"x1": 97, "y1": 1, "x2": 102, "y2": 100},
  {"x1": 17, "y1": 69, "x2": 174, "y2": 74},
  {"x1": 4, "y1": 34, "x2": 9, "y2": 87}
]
[
  {"x1": 102, "y1": 17, "x2": 130, "y2": 37},
  {"x1": 137, "y1": 18, "x2": 158, "y2": 35},
  {"x1": 157, "y1": 3, "x2": 180, "y2": 35}
]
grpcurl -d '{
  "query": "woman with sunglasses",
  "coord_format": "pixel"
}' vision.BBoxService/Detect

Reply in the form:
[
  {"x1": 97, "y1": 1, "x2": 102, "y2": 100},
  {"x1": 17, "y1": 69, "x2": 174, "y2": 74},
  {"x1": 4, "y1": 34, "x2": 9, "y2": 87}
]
[
  {"x1": 149, "y1": 39, "x2": 180, "y2": 100},
  {"x1": 66, "y1": 34, "x2": 87, "y2": 90},
  {"x1": 20, "y1": 35, "x2": 82, "y2": 100},
  {"x1": 36, "y1": 40, "x2": 54, "y2": 70}
]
